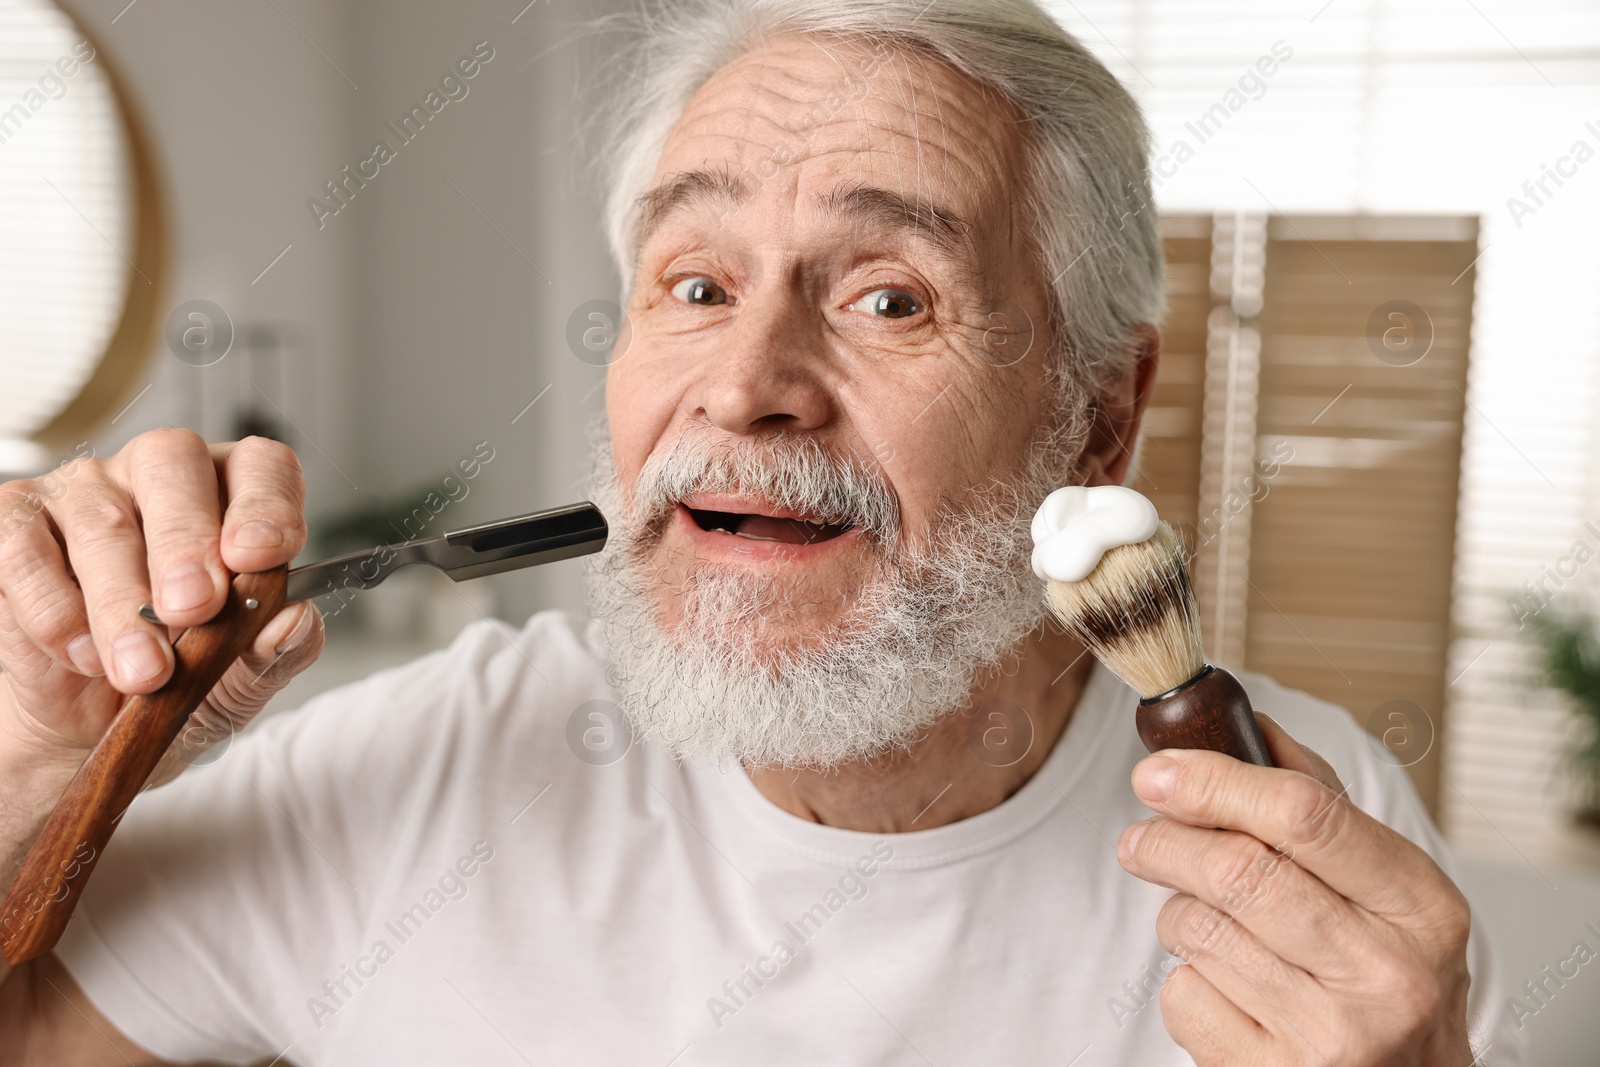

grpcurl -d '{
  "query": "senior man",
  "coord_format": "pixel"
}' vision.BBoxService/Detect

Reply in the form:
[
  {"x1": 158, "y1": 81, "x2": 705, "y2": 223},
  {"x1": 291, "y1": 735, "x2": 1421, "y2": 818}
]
[{"x1": 0, "y1": 0, "x2": 1522, "y2": 1063}]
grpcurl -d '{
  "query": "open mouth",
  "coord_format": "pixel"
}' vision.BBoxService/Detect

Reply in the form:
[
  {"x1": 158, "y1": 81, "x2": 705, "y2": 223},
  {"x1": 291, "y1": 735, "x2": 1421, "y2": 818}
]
[{"x1": 684, "y1": 506, "x2": 854, "y2": 546}]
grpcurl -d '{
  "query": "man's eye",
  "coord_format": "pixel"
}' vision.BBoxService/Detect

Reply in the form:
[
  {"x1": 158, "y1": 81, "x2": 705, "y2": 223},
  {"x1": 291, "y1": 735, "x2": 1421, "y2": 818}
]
[
  {"x1": 852, "y1": 288, "x2": 921, "y2": 319},
  {"x1": 670, "y1": 277, "x2": 728, "y2": 306}
]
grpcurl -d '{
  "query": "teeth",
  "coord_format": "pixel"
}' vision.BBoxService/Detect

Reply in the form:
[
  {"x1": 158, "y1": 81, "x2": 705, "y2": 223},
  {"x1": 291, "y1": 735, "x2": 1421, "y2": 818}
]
[{"x1": 731, "y1": 529, "x2": 781, "y2": 541}]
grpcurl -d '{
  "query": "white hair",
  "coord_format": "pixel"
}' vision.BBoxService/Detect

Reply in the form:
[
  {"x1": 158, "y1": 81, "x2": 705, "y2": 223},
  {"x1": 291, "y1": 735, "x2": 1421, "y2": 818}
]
[{"x1": 580, "y1": 0, "x2": 1165, "y2": 397}]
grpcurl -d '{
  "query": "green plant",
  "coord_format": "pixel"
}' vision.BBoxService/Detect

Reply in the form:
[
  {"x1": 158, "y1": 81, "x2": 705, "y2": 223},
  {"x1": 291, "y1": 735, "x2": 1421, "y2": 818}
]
[{"x1": 1524, "y1": 607, "x2": 1600, "y2": 819}]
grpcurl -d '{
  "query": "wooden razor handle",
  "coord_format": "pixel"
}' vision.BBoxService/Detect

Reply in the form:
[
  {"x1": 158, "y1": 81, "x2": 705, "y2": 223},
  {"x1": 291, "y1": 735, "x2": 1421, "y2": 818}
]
[
  {"x1": 0, "y1": 567, "x2": 287, "y2": 965},
  {"x1": 1135, "y1": 664, "x2": 1274, "y2": 767}
]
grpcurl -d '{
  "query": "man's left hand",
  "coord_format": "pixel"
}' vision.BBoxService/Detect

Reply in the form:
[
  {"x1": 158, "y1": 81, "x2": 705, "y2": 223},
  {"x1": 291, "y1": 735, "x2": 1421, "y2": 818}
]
[{"x1": 1116, "y1": 714, "x2": 1476, "y2": 1066}]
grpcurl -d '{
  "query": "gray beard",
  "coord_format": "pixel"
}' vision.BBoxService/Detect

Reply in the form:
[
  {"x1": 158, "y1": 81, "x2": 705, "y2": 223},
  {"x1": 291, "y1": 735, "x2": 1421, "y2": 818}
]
[{"x1": 582, "y1": 413, "x2": 1087, "y2": 771}]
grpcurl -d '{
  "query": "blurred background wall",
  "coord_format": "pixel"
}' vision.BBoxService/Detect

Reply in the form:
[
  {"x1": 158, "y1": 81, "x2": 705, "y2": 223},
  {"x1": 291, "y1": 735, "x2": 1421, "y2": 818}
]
[{"x1": 48, "y1": 0, "x2": 626, "y2": 624}]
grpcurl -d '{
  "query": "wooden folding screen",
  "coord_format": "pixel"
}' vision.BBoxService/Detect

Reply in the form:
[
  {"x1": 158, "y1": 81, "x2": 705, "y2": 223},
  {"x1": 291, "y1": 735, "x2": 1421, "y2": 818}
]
[{"x1": 1133, "y1": 214, "x2": 1479, "y2": 812}]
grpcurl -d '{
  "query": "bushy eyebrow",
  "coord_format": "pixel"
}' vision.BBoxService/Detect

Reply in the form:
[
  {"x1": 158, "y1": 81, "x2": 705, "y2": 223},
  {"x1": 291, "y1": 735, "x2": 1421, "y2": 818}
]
[
  {"x1": 814, "y1": 180, "x2": 974, "y2": 264},
  {"x1": 635, "y1": 167, "x2": 754, "y2": 250},
  {"x1": 633, "y1": 169, "x2": 978, "y2": 267}
]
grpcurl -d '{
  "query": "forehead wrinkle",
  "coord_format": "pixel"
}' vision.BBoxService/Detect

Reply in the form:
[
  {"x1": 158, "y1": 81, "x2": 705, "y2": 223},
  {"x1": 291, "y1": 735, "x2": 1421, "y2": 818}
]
[
  {"x1": 908, "y1": 50, "x2": 950, "y2": 239},
  {"x1": 868, "y1": 46, "x2": 925, "y2": 212},
  {"x1": 641, "y1": 40, "x2": 1024, "y2": 290},
  {"x1": 865, "y1": 47, "x2": 1005, "y2": 279}
]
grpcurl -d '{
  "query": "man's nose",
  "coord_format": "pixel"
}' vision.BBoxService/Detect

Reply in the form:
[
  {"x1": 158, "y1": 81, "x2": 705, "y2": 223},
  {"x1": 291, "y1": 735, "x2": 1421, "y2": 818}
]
[{"x1": 686, "y1": 290, "x2": 833, "y2": 435}]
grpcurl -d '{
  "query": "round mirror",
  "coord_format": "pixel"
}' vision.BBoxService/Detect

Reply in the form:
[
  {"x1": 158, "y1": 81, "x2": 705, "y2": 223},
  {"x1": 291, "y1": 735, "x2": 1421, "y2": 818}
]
[{"x1": 0, "y1": 0, "x2": 163, "y2": 467}]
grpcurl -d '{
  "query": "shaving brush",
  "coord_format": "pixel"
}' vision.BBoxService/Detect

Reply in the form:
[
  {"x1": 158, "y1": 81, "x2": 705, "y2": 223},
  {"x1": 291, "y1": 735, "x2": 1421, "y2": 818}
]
[{"x1": 1034, "y1": 489, "x2": 1273, "y2": 767}]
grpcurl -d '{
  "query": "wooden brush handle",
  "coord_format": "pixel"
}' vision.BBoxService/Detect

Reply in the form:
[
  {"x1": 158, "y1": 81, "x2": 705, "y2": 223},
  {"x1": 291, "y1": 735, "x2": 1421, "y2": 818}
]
[
  {"x1": 1135, "y1": 665, "x2": 1273, "y2": 767},
  {"x1": 0, "y1": 567, "x2": 287, "y2": 965}
]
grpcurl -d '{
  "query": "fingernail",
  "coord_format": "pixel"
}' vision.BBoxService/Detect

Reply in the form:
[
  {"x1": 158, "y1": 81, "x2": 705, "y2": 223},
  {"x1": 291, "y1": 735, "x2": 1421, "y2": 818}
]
[
  {"x1": 234, "y1": 520, "x2": 284, "y2": 549},
  {"x1": 67, "y1": 634, "x2": 104, "y2": 676},
  {"x1": 1122, "y1": 819, "x2": 1149, "y2": 856},
  {"x1": 1133, "y1": 756, "x2": 1178, "y2": 802},
  {"x1": 113, "y1": 631, "x2": 167, "y2": 683},
  {"x1": 160, "y1": 562, "x2": 215, "y2": 614},
  {"x1": 273, "y1": 604, "x2": 316, "y2": 654}
]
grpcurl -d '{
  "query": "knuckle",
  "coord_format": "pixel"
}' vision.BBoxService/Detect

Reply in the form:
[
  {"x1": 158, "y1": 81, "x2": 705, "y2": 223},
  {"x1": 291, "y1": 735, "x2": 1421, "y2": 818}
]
[
  {"x1": 236, "y1": 434, "x2": 304, "y2": 477},
  {"x1": 145, "y1": 509, "x2": 223, "y2": 555},
  {"x1": 1173, "y1": 897, "x2": 1234, "y2": 957},
  {"x1": 69, "y1": 484, "x2": 140, "y2": 546},
  {"x1": 132, "y1": 433, "x2": 218, "y2": 498},
  {"x1": 1199, "y1": 833, "x2": 1272, "y2": 911},
  {"x1": 0, "y1": 482, "x2": 43, "y2": 535},
  {"x1": 1383, "y1": 959, "x2": 1442, "y2": 1034},
  {"x1": 1159, "y1": 967, "x2": 1221, "y2": 1054},
  {"x1": 3, "y1": 568, "x2": 82, "y2": 646},
  {"x1": 149, "y1": 524, "x2": 223, "y2": 561},
  {"x1": 1368, "y1": 948, "x2": 1421, "y2": 998},
  {"x1": 130, "y1": 426, "x2": 208, "y2": 462},
  {"x1": 0, "y1": 477, "x2": 39, "y2": 507},
  {"x1": 1312, "y1": 1017, "x2": 1362, "y2": 1065},
  {"x1": 1434, "y1": 883, "x2": 1472, "y2": 946},
  {"x1": 1159, "y1": 897, "x2": 1200, "y2": 961},
  {"x1": 22, "y1": 594, "x2": 84, "y2": 650},
  {"x1": 1290, "y1": 889, "x2": 1342, "y2": 950},
  {"x1": 0, "y1": 517, "x2": 35, "y2": 572},
  {"x1": 234, "y1": 493, "x2": 306, "y2": 530},
  {"x1": 56, "y1": 452, "x2": 96, "y2": 480},
  {"x1": 229, "y1": 440, "x2": 306, "y2": 508},
  {"x1": 1275, "y1": 773, "x2": 1344, "y2": 851}
]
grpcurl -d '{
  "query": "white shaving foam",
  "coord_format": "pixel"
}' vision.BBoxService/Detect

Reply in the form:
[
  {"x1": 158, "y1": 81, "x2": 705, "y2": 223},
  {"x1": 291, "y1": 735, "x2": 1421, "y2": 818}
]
[{"x1": 1029, "y1": 485, "x2": 1160, "y2": 582}]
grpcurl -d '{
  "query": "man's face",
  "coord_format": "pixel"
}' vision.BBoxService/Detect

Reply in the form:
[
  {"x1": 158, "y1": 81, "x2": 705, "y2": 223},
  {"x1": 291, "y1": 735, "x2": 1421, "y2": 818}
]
[{"x1": 605, "y1": 33, "x2": 1057, "y2": 652}]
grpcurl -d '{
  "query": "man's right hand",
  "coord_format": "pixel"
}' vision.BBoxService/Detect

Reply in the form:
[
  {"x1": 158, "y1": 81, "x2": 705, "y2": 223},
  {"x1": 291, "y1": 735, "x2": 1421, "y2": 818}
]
[
  {"x1": 0, "y1": 429, "x2": 324, "y2": 781},
  {"x1": 0, "y1": 429, "x2": 326, "y2": 1062}
]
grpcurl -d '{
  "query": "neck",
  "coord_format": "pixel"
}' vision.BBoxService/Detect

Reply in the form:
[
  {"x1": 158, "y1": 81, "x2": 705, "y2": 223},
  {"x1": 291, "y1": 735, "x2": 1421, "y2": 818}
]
[{"x1": 745, "y1": 624, "x2": 1095, "y2": 833}]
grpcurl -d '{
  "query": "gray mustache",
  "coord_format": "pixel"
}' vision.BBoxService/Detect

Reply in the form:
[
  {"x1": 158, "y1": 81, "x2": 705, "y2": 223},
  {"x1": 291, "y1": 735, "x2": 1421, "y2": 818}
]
[{"x1": 631, "y1": 433, "x2": 900, "y2": 542}]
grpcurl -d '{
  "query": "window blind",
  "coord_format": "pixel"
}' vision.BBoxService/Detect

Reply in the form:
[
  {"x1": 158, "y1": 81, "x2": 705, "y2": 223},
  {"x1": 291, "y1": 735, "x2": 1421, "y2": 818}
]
[{"x1": 0, "y1": 0, "x2": 132, "y2": 445}]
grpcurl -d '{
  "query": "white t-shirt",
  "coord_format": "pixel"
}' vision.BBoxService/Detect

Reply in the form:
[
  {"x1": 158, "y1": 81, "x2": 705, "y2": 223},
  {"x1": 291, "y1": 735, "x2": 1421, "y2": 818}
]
[{"x1": 55, "y1": 611, "x2": 1526, "y2": 1065}]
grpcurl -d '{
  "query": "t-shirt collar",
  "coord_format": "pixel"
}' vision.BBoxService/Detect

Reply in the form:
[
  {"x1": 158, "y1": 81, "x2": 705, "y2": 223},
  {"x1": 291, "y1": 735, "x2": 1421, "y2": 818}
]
[{"x1": 700, "y1": 660, "x2": 1131, "y2": 869}]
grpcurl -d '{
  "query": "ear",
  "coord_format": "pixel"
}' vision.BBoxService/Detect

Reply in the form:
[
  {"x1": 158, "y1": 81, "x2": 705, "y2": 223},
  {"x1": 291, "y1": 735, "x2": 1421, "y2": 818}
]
[{"x1": 1077, "y1": 323, "x2": 1161, "y2": 487}]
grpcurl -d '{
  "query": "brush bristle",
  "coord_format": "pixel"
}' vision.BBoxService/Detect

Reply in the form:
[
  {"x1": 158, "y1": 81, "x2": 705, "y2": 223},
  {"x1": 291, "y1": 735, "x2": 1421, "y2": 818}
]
[{"x1": 1042, "y1": 522, "x2": 1205, "y2": 699}]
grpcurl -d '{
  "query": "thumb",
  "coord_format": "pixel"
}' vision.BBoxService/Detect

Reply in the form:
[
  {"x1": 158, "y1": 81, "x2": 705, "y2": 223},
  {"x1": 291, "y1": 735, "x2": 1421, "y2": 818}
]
[
  {"x1": 1255, "y1": 711, "x2": 1345, "y2": 794},
  {"x1": 147, "y1": 600, "x2": 324, "y2": 788}
]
